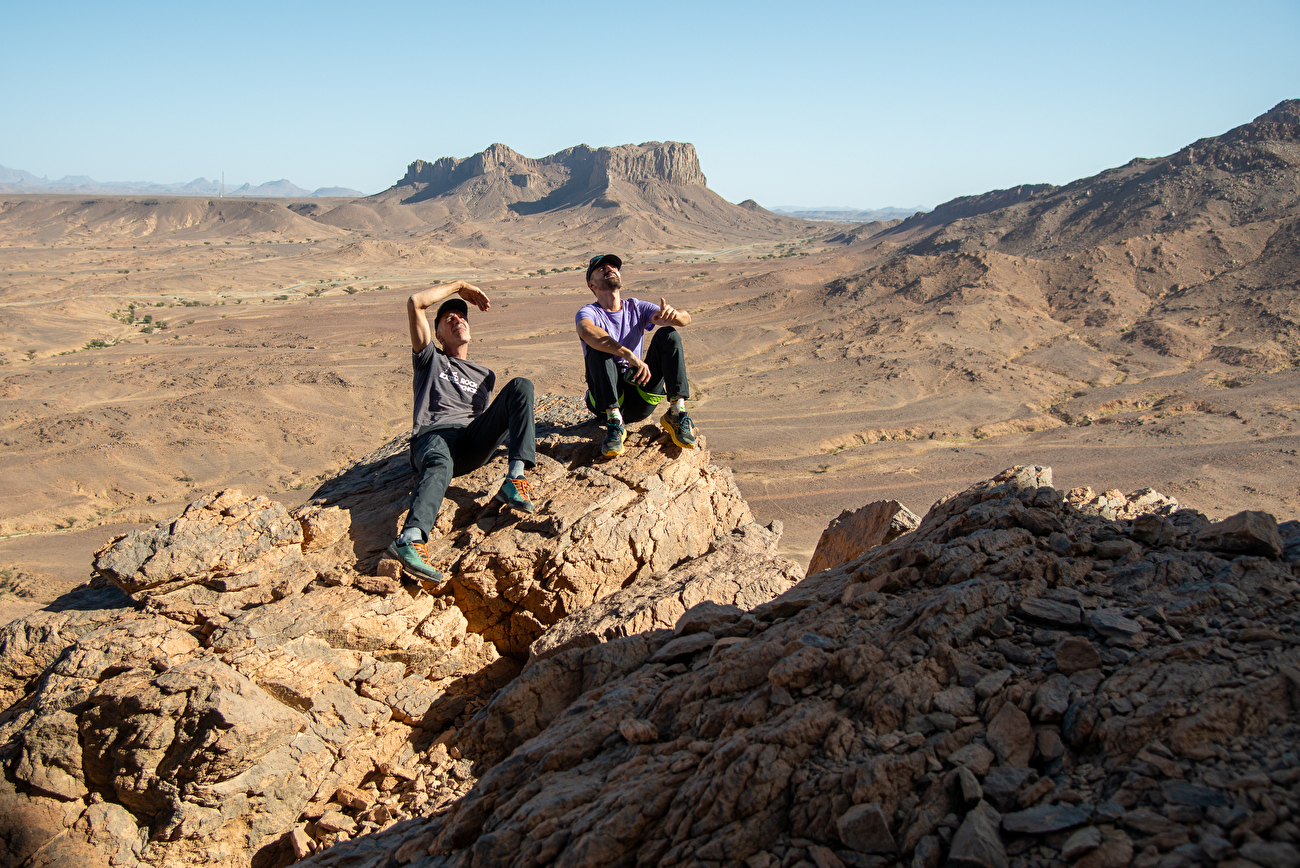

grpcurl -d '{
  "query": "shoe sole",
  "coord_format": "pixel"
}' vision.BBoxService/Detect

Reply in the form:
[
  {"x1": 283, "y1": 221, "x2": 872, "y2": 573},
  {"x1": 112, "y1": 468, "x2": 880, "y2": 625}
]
[
  {"x1": 659, "y1": 415, "x2": 697, "y2": 449},
  {"x1": 385, "y1": 543, "x2": 445, "y2": 584}
]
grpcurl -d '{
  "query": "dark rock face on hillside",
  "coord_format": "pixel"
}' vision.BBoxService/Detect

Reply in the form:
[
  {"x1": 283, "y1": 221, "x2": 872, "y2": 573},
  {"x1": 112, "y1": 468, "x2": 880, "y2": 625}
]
[{"x1": 299, "y1": 466, "x2": 1300, "y2": 868}]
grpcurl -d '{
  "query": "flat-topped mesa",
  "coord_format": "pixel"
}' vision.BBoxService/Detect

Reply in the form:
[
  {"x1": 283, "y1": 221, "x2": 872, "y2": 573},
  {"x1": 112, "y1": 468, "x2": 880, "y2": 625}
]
[
  {"x1": 588, "y1": 141, "x2": 707, "y2": 187},
  {"x1": 397, "y1": 140, "x2": 706, "y2": 199}
]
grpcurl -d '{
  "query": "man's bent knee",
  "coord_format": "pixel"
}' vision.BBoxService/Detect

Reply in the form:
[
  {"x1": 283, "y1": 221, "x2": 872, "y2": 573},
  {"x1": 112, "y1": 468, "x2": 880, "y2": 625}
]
[{"x1": 504, "y1": 377, "x2": 534, "y2": 398}]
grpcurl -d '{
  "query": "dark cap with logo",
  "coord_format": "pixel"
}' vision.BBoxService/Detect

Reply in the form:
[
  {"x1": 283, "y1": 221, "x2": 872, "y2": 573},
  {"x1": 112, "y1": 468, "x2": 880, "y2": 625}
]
[
  {"x1": 586, "y1": 253, "x2": 622, "y2": 281},
  {"x1": 435, "y1": 297, "x2": 469, "y2": 327}
]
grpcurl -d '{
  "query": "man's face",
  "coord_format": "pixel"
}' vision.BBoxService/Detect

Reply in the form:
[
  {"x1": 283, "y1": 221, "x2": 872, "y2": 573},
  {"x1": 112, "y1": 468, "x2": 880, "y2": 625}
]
[
  {"x1": 436, "y1": 309, "x2": 471, "y2": 349},
  {"x1": 587, "y1": 262, "x2": 622, "y2": 294}
]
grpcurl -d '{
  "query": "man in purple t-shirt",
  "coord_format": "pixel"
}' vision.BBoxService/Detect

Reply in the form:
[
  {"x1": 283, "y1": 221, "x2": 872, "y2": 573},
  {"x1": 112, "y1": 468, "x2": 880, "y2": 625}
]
[{"x1": 576, "y1": 254, "x2": 698, "y2": 457}]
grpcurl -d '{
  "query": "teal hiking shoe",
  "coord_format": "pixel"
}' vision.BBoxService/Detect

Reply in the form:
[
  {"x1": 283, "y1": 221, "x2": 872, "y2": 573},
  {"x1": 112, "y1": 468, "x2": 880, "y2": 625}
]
[
  {"x1": 385, "y1": 539, "x2": 444, "y2": 583},
  {"x1": 660, "y1": 409, "x2": 697, "y2": 449},
  {"x1": 494, "y1": 476, "x2": 536, "y2": 513},
  {"x1": 602, "y1": 418, "x2": 627, "y2": 457}
]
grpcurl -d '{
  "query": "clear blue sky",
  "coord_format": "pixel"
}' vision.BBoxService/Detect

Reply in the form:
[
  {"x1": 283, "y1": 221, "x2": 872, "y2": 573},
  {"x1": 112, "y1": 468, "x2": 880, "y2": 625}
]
[{"x1": 3, "y1": 0, "x2": 1297, "y2": 209}]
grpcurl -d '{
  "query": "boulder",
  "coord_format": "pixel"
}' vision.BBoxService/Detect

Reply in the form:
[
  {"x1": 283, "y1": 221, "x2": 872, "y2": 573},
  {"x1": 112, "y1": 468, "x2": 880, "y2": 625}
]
[
  {"x1": 1196, "y1": 510, "x2": 1285, "y2": 558},
  {"x1": 808, "y1": 500, "x2": 920, "y2": 575},
  {"x1": 527, "y1": 520, "x2": 800, "y2": 662}
]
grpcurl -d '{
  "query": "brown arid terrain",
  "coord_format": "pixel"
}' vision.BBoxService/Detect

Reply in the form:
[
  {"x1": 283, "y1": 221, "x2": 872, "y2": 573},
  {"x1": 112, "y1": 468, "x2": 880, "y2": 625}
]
[
  {"x1": 3, "y1": 111, "x2": 1299, "y2": 622},
  {"x1": 0, "y1": 106, "x2": 1298, "y2": 866}
]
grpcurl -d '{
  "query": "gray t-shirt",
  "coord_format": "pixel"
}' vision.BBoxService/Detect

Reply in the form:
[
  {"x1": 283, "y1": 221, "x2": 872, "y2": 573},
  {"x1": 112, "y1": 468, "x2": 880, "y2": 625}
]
[{"x1": 411, "y1": 344, "x2": 495, "y2": 435}]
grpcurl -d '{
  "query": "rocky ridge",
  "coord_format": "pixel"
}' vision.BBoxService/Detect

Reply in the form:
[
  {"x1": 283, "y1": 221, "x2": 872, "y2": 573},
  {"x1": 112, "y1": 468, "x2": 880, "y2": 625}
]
[
  {"x1": 293, "y1": 466, "x2": 1300, "y2": 868},
  {"x1": 886, "y1": 100, "x2": 1300, "y2": 258},
  {"x1": 344, "y1": 140, "x2": 808, "y2": 246},
  {"x1": 0, "y1": 399, "x2": 799, "y2": 867}
]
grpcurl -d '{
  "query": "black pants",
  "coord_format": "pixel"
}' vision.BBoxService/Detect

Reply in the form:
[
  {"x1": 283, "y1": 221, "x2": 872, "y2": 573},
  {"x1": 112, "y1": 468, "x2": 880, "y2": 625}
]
[
  {"x1": 584, "y1": 327, "x2": 689, "y2": 424},
  {"x1": 404, "y1": 378, "x2": 535, "y2": 536}
]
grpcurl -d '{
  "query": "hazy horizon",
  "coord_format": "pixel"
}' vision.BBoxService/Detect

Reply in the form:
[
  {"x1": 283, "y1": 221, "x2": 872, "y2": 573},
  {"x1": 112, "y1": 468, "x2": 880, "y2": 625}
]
[{"x1": 3, "y1": 0, "x2": 1296, "y2": 207}]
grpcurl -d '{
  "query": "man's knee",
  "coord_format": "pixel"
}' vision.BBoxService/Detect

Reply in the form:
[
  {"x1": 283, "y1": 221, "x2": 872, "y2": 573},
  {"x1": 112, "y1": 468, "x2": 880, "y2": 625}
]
[
  {"x1": 504, "y1": 377, "x2": 534, "y2": 399},
  {"x1": 655, "y1": 326, "x2": 683, "y2": 348}
]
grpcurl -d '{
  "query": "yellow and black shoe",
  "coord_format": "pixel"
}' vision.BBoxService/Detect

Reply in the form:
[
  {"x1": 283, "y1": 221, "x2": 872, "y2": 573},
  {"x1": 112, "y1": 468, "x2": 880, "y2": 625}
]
[
  {"x1": 602, "y1": 418, "x2": 627, "y2": 457},
  {"x1": 660, "y1": 410, "x2": 697, "y2": 449}
]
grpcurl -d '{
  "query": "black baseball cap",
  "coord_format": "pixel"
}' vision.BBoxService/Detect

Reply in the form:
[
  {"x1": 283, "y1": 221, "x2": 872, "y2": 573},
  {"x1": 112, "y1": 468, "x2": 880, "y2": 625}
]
[
  {"x1": 435, "y1": 297, "x2": 469, "y2": 326},
  {"x1": 586, "y1": 253, "x2": 622, "y2": 281}
]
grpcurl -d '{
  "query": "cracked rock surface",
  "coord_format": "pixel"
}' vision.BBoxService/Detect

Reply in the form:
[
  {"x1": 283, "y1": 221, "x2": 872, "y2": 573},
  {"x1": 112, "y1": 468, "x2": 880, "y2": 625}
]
[{"x1": 0, "y1": 403, "x2": 785, "y2": 868}]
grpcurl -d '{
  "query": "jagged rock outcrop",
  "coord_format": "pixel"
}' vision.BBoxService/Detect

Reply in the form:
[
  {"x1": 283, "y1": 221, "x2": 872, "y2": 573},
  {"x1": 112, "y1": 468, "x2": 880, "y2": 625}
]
[
  {"x1": 0, "y1": 403, "x2": 794, "y2": 868},
  {"x1": 298, "y1": 466, "x2": 1300, "y2": 868},
  {"x1": 527, "y1": 519, "x2": 802, "y2": 664},
  {"x1": 352, "y1": 140, "x2": 808, "y2": 249}
]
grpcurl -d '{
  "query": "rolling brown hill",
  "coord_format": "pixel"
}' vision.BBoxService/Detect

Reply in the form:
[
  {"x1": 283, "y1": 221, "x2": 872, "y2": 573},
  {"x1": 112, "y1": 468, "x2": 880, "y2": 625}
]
[
  {"x1": 684, "y1": 100, "x2": 1298, "y2": 557},
  {"x1": 0, "y1": 196, "x2": 346, "y2": 243}
]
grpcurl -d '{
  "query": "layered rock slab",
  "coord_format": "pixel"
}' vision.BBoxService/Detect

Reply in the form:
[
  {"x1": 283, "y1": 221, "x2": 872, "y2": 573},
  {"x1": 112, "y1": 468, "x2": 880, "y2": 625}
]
[{"x1": 0, "y1": 412, "x2": 783, "y2": 867}]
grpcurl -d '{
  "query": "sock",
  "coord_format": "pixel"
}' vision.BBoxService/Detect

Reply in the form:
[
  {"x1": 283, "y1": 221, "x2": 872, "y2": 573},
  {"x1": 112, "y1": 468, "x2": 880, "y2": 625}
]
[
  {"x1": 398, "y1": 526, "x2": 425, "y2": 545},
  {"x1": 606, "y1": 408, "x2": 623, "y2": 425},
  {"x1": 507, "y1": 459, "x2": 526, "y2": 479},
  {"x1": 669, "y1": 397, "x2": 686, "y2": 415}
]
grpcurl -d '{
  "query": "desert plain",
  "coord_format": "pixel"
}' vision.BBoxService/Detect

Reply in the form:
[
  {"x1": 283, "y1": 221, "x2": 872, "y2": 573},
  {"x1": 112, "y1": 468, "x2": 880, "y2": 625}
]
[{"x1": 1, "y1": 112, "x2": 1298, "y2": 626}]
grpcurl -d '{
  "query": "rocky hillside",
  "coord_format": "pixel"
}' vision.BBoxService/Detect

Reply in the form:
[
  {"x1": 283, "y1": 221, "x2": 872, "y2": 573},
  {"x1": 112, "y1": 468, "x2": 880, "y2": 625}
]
[
  {"x1": 886, "y1": 100, "x2": 1300, "y2": 258},
  {"x1": 297, "y1": 466, "x2": 1300, "y2": 868},
  {"x1": 711, "y1": 98, "x2": 1300, "y2": 469}
]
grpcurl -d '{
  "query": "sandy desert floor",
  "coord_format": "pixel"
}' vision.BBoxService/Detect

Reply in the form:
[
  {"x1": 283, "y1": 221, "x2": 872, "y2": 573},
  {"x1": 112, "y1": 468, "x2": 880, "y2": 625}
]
[{"x1": 2, "y1": 196, "x2": 1297, "y2": 621}]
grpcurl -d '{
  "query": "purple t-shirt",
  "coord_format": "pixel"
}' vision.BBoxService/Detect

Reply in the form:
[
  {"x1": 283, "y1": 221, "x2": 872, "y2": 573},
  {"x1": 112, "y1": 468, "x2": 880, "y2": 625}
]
[{"x1": 576, "y1": 298, "x2": 659, "y2": 369}]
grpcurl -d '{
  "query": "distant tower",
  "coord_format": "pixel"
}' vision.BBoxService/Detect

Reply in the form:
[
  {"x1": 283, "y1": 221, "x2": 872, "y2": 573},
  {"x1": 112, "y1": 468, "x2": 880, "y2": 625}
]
[{"x1": 221, "y1": 172, "x2": 224, "y2": 198}]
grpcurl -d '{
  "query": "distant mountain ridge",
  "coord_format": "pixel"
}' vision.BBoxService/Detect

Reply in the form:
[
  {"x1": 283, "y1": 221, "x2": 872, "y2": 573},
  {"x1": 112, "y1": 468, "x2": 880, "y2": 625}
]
[
  {"x1": 0, "y1": 166, "x2": 362, "y2": 198},
  {"x1": 772, "y1": 205, "x2": 926, "y2": 222}
]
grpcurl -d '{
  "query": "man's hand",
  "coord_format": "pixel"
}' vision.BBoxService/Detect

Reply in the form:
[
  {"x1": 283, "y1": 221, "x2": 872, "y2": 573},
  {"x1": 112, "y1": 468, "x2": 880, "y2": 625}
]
[
  {"x1": 457, "y1": 282, "x2": 491, "y2": 312},
  {"x1": 627, "y1": 354, "x2": 652, "y2": 385},
  {"x1": 578, "y1": 316, "x2": 651, "y2": 383},
  {"x1": 651, "y1": 297, "x2": 690, "y2": 327}
]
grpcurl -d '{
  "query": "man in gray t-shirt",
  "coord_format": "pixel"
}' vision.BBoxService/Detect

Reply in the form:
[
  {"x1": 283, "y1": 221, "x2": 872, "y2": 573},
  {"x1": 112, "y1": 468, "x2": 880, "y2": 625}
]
[{"x1": 386, "y1": 281, "x2": 536, "y2": 585}]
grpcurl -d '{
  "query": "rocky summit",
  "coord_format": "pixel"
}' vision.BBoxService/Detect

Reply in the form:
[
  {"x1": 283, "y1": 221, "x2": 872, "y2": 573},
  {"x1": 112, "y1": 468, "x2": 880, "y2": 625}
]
[{"x1": 2, "y1": 405, "x2": 1299, "y2": 868}]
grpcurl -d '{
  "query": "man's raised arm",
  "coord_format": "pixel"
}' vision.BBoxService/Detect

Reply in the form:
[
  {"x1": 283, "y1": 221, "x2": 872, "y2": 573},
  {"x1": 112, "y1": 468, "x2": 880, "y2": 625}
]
[{"x1": 406, "y1": 280, "x2": 490, "y2": 352}]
